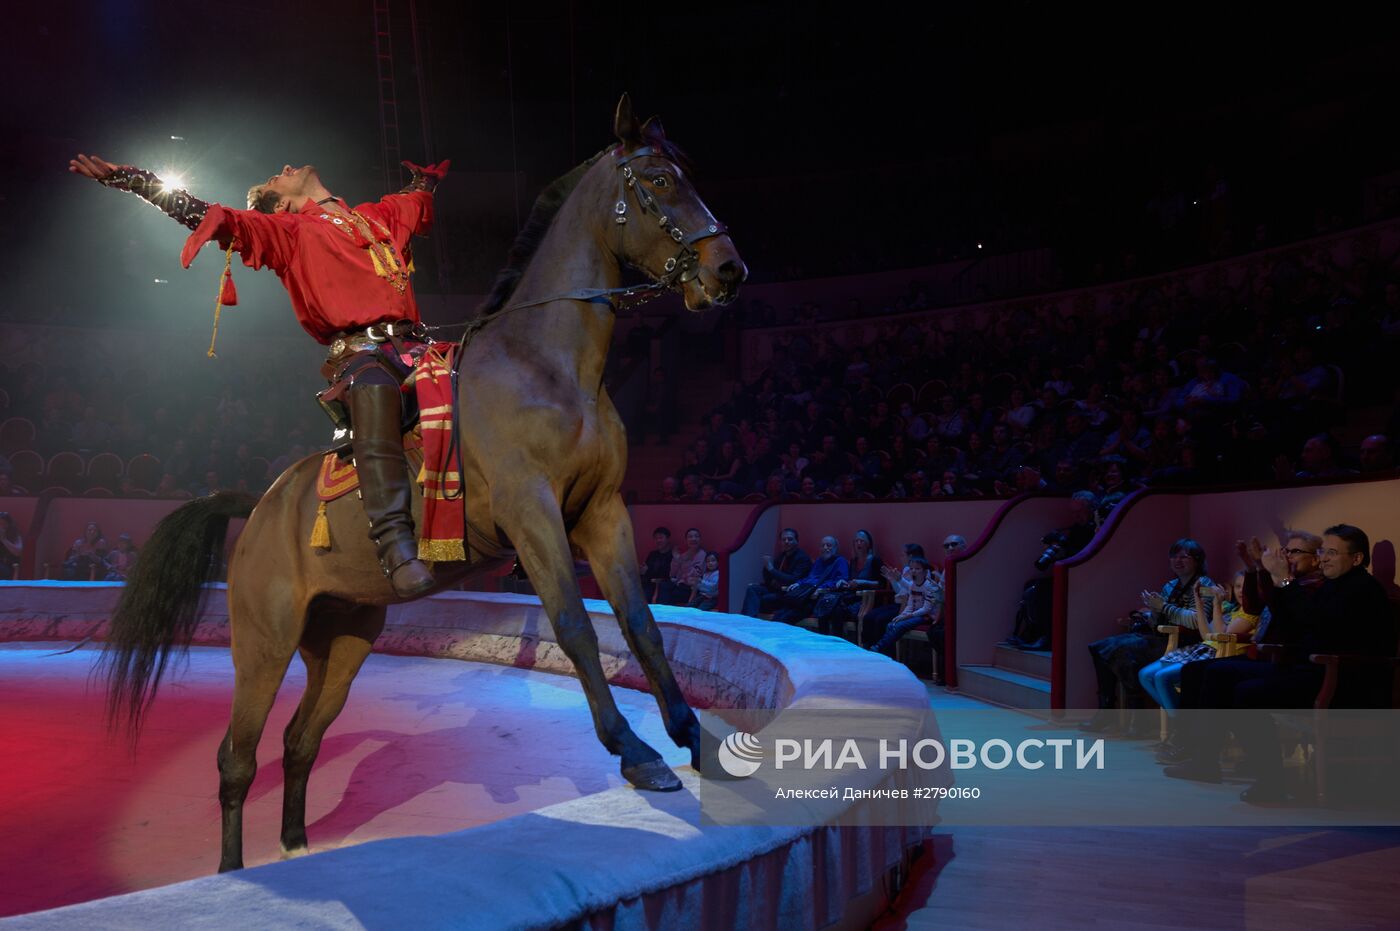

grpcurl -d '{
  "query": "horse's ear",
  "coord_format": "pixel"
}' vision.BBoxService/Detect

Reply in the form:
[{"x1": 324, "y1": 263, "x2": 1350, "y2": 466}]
[
  {"x1": 641, "y1": 115, "x2": 666, "y2": 142},
  {"x1": 614, "y1": 94, "x2": 643, "y2": 146}
]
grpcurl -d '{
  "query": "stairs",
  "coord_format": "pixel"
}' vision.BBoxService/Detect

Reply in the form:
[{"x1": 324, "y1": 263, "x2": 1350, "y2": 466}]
[{"x1": 957, "y1": 645, "x2": 1052, "y2": 711}]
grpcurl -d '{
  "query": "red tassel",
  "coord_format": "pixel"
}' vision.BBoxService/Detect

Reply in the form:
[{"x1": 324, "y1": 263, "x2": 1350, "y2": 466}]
[{"x1": 220, "y1": 268, "x2": 238, "y2": 306}]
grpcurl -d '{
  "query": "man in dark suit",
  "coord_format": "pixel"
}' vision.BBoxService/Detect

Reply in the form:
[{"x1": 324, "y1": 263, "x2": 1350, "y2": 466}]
[{"x1": 741, "y1": 528, "x2": 813, "y2": 617}]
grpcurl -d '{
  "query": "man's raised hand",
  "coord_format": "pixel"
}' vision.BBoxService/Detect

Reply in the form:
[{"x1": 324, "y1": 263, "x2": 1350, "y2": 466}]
[{"x1": 69, "y1": 153, "x2": 120, "y2": 182}]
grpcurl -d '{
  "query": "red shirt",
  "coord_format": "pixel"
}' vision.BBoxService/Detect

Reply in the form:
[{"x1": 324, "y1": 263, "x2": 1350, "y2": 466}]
[{"x1": 181, "y1": 192, "x2": 433, "y2": 344}]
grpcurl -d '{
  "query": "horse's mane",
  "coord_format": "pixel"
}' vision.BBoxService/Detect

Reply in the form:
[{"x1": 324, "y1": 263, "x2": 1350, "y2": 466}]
[
  {"x1": 476, "y1": 148, "x2": 610, "y2": 316},
  {"x1": 475, "y1": 136, "x2": 693, "y2": 316}
]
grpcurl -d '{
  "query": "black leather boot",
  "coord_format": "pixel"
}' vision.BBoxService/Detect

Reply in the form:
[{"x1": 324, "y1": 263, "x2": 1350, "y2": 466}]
[{"x1": 347, "y1": 383, "x2": 435, "y2": 598}]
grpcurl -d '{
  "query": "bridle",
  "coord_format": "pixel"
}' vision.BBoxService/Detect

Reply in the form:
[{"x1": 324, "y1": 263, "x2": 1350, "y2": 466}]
[{"x1": 469, "y1": 144, "x2": 731, "y2": 321}]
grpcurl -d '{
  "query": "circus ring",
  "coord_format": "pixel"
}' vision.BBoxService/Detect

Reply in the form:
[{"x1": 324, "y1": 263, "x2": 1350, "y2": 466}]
[{"x1": 0, "y1": 584, "x2": 938, "y2": 929}]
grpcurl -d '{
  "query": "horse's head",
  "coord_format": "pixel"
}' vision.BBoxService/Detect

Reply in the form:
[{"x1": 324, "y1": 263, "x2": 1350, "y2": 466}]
[{"x1": 610, "y1": 95, "x2": 747, "y2": 311}]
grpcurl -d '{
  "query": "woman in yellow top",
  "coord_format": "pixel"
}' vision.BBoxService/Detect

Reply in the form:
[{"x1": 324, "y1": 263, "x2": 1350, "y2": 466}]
[{"x1": 1138, "y1": 571, "x2": 1261, "y2": 713}]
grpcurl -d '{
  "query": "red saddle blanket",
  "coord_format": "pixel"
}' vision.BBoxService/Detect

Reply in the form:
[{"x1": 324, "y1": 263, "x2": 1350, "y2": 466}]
[{"x1": 312, "y1": 344, "x2": 465, "y2": 563}]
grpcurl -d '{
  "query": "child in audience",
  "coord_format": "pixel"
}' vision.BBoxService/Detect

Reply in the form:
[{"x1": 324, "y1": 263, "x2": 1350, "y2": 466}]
[{"x1": 1138, "y1": 571, "x2": 1260, "y2": 713}]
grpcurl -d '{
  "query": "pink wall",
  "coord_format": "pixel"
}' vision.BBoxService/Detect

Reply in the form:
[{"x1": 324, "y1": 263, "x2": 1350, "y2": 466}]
[
  {"x1": 1054, "y1": 494, "x2": 1189, "y2": 709},
  {"x1": 944, "y1": 495, "x2": 1078, "y2": 684},
  {"x1": 626, "y1": 503, "x2": 761, "y2": 564}
]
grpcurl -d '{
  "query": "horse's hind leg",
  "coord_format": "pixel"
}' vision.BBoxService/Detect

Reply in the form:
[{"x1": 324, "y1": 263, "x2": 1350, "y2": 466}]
[
  {"x1": 573, "y1": 493, "x2": 702, "y2": 767},
  {"x1": 279, "y1": 601, "x2": 385, "y2": 857},
  {"x1": 217, "y1": 618, "x2": 301, "y2": 873},
  {"x1": 500, "y1": 489, "x2": 680, "y2": 791}
]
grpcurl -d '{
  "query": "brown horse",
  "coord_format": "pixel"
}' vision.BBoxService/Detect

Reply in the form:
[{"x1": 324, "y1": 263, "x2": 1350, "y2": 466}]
[{"x1": 101, "y1": 95, "x2": 746, "y2": 873}]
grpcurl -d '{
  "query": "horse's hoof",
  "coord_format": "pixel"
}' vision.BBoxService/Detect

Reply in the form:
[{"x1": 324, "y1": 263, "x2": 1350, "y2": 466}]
[
  {"x1": 279, "y1": 843, "x2": 309, "y2": 860},
  {"x1": 621, "y1": 759, "x2": 683, "y2": 792}
]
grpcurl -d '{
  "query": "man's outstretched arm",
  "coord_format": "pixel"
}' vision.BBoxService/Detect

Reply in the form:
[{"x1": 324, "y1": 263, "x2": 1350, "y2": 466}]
[{"x1": 69, "y1": 153, "x2": 209, "y2": 230}]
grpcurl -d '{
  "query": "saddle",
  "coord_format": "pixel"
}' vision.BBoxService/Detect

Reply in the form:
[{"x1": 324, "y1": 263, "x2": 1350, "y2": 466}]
[{"x1": 309, "y1": 344, "x2": 466, "y2": 563}]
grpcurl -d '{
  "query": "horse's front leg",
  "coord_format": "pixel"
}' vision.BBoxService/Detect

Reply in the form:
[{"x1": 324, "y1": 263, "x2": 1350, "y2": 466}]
[
  {"x1": 573, "y1": 492, "x2": 702, "y2": 769},
  {"x1": 499, "y1": 487, "x2": 681, "y2": 792}
]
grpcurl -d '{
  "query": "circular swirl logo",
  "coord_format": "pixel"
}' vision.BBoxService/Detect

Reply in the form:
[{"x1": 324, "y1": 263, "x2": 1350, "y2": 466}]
[{"x1": 718, "y1": 731, "x2": 764, "y2": 777}]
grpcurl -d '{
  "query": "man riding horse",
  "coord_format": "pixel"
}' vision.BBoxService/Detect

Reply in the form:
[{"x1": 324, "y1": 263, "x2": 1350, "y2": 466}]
[
  {"x1": 68, "y1": 153, "x2": 446, "y2": 598},
  {"x1": 95, "y1": 98, "x2": 748, "y2": 870}
]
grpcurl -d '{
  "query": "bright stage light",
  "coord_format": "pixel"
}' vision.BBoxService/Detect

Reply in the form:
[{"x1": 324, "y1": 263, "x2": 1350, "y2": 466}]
[{"x1": 160, "y1": 172, "x2": 187, "y2": 191}]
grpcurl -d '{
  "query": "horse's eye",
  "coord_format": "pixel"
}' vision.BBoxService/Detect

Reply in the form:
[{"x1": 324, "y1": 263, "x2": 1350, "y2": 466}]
[{"x1": 651, "y1": 175, "x2": 668, "y2": 188}]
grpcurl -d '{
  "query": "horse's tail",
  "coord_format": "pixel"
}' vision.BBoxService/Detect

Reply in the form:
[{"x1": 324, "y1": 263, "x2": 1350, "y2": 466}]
[{"x1": 100, "y1": 492, "x2": 259, "y2": 739}]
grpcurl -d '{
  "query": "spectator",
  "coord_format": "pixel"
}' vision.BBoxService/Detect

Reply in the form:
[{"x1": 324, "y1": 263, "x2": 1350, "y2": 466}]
[
  {"x1": 0, "y1": 473, "x2": 20, "y2": 496},
  {"x1": 659, "y1": 476, "x2": 681, "y2": 502},
  {"x1": 1288, "y1": 432, "x2": 1356, "y2": 479},
  {"x1": 687, "y1": 552, "x2": 721, "y2": 611},
  {"x1": 740, "y1": 528, "x2": 812, "y2": 617},
  {"x1": 1137, "y1": 570, "x2": 1259, "y2": 719},
  {"x1": 861, "y1": 543, "x2": 927, "y2": 646},
  {"x1": 195, "y1": 470, "x2": 223, "y2": 497},
  {"x1": 1181, "y1": 357, "x2": 1247, "y2": 410},
  {"x1": 1005, "y1": 387, "x2": 1037, "y2": 435},
  {"x1": 103, "y1": 532, "x2": 140, "y2": 581},
  {"x1": 1099, "y1": 408, "x2": 1151, "y2": 464},
  {"x1": 1081, "y1": 539, "x2": 1212, "y2": 736},
  {"x1": 900, "y1": 402, "x2": 931, "y2": 442},
  {"x1": 658, "y1": 528, "x2": 706, "y2": 606},
  {"x1": 869, "y1": 557, "x2": 944, "y2": 663},
  {"x1": 814, "y1": 529, "x2": 884, "y2": 637},
  {"x1": 641, "y1": 527, "x2": 674, "y2": 601},
  {"x1": 1062, "y1": 411, "x2": 1104, "y2": 463},
  {"x1": 1358, "y1": 434, "x2": 1394, "y2": 473},
  {"x1": 700, "y1": 436, "x2": 744, "y2": 492},
  {"x1": 771, "y1": 535, "x2": 850, "y2": 624},
  {"x1": 934, "y1": 395, "x2": 966, "y2": 442},
  {"x1": 942, "y1": 532, "x2": 969, "y2": 556},
  {"x1": 62, "y1": 521, "x2": 109, "y2": 581},
  {"x1": 0, "y1": 511, "x2": 23, "y2": 579}
]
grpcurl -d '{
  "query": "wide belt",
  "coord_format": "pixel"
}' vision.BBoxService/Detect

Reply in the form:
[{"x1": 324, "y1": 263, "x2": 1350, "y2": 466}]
[{"x1": 326, "y1": 320, "x2": 426, "y2": 360}]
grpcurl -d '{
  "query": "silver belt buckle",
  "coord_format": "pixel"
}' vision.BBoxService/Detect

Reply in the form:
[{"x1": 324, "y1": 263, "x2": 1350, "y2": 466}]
[
  {"x1": 329, "y1": 338, "x2": 348, "y2": 357},
  {"x1": 366, "y1": 324, "x2": 386, "y2": 341}
]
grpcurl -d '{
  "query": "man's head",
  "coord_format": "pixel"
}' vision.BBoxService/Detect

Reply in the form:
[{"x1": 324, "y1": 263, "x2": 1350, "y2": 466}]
[
  {"x1": 1359, "y1": 434, "x2": 1393, "y2": 473},
  {"x1": 1301, "y1": 433, "x2": 1339, "y2": 472},
  {"x1": 1069, "y1": 490, "x2": 1097, "y2": 526},
  {"x1": 1055, "y1": 459, "x2": 1078, "y2": 488},
  {"x1": 660, "y1": 476, "x2": 678, "y2": 498},
  {"x1": 652, "y1": 527, "x2": 672, "y2": 551},
  {"x1": 246, "y1": 164, "x2": 326, "y2": 214},
  {"x1": 819, "y1": 535, "x2": 839, "y2": 559},
  {"x1": 1282, "y1": 531, "x2": 1321, "y2": 577},
  {"x1": 942, "y1": 534, "x2": 968, "y2": 555},
  {"x1": 1319, "y1": 524, "x2": 1369, "y2": 579},
  {"x1": 779, "y1": 528, "x2": 799, "y2": 552}
]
